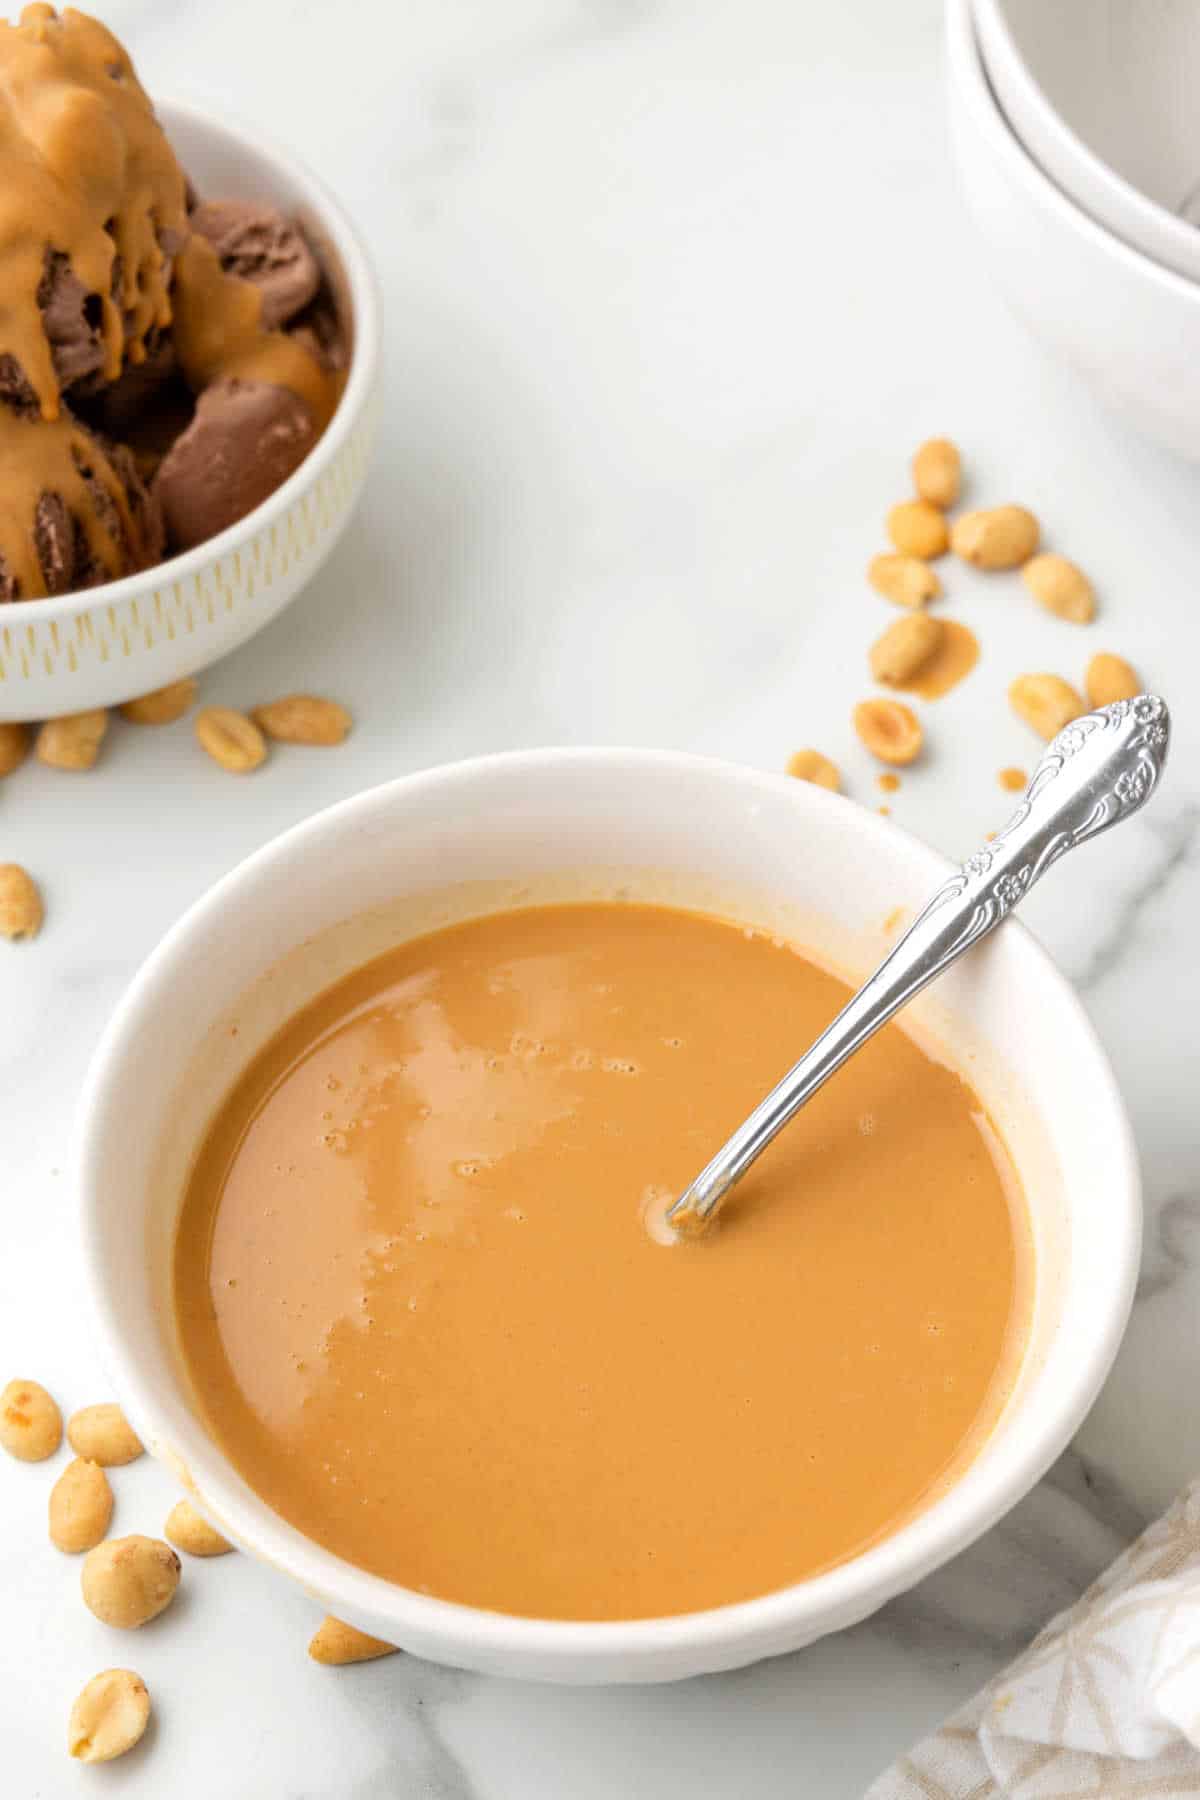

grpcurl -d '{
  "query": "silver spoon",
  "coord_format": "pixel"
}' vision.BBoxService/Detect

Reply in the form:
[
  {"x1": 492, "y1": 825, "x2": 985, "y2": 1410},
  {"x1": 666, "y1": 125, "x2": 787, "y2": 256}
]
[{"x1": 668, "y1": 695, "x2": 1171, "y2": 1237}]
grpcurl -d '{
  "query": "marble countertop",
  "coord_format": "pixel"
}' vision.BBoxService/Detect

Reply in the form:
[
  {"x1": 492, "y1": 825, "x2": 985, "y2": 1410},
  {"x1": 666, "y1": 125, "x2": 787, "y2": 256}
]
[{"x1": 3, "y1": 1, "x2": 1199, "y2": 1793}]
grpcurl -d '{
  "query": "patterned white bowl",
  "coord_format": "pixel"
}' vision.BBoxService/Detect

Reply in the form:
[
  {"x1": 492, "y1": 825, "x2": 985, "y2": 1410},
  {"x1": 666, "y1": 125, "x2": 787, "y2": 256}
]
[{"x1": 0, "y1": 100, "x2": 380, "y2": 723}]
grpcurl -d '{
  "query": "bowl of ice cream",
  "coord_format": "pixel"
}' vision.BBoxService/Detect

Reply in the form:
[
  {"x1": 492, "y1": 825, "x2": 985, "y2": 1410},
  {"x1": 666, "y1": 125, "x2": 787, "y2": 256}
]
[
  {"x1": 0, "y1": 9, "x2": 380, "y2": 723},
  {"x1": 78, "y1": 749, "x2": 1140, "y2": 1683}
]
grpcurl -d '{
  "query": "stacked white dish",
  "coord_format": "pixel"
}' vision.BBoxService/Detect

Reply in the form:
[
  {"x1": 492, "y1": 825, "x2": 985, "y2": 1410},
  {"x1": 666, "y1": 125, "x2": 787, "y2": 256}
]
[{"x1": 948, "y1": 0, "x2": 1200, "y2": 460}]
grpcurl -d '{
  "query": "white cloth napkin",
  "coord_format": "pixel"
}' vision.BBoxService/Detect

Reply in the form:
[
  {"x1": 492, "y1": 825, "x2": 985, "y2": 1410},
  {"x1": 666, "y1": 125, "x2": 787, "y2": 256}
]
[{"x1": 868, "y1": 1479, "x2": 1200, "y2": 1798}]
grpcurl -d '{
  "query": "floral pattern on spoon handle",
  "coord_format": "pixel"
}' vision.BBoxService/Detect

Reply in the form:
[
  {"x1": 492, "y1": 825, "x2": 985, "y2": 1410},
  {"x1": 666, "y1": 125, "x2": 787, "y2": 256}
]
[{"x1": 922, "y1": 695, "x2": 1170, "y2": 952}]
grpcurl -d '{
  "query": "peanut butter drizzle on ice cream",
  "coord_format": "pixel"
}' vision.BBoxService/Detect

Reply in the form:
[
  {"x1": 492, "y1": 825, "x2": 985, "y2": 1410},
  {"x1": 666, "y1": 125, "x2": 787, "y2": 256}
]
[
  {"x1": 0, "y1": 409, "x2": 139, "y2": 589},
  {"x1": 0, "y1": 5, "x2": 185, "y2": 590},
  {"x1": 0, "y1": 5, "x2": 187, "y2": 414},
  {"x1": 171, "y1": 237, "x2": 337, "y2": 432},
  {"x1": 0, "y1": 5, "x2": 337, "y2": 597}
]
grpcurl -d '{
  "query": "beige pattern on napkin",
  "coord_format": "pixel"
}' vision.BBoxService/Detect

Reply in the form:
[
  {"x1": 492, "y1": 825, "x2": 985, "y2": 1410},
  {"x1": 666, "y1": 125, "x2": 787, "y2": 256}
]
[{"x1": 867, "y1": 1480, "x2": 1200, "y2": 1798}]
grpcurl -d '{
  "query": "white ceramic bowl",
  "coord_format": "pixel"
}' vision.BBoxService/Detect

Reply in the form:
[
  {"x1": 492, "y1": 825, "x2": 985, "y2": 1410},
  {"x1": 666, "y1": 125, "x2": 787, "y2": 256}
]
[
  {"x1": 948, "y1": 0, "x2": 1200, "y2": 463},
  {"x1": 0, "y1": 100, "x2": 380, "y2": 724},
  {"x1": 975, "y1": 0, "x2": 1200, "y2": 283},
  {"x1": 78, "y1": 750, "x2": 1139, "y2": 1685}
]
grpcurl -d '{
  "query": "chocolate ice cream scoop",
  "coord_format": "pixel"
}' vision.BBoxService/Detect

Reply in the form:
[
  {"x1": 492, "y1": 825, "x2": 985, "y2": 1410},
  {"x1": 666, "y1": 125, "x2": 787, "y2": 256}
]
[
  {"x1": 153, "y1": 377, "x2": 316, "y2": 551},
  {"x1": 170, "y1": 233, "x2": 339, "y2": 433},
  {"x1": 0, "y1": 7, "x2": 189, "y2": 420},
  {"x1": 189, "y1": 200, "x2": 320, "y2": 331},
  {"x1": 0, "y1": 252, "x2": 111, "y2": 414},
  {"x1": 21, "y1": 448, "x2": 160, "y2": 598},
  {"x1": 77, "y1": 329, "x2": 179, "y2": 441},
  {"x1": 0, "y1": 405, "x2": 162, "y2": 600},
  {"x1": 38, "y1": 250, "x2": 107, "y2": 390},
  {"x1": 152, "y1": 232, "x2": 343, "y2": 554}
]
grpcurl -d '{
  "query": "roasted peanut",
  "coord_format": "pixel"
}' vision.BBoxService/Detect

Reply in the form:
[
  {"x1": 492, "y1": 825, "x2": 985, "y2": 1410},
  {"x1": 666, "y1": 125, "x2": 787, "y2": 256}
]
[
  {"x1": 867, "y1": 552, "x2": 942, "y2": 609},
  {"x1": 1022, "y1": 553, "x2": 1095, "y2": 623},
  {"x1": 0, "y1": 720, "x2": 28, "y2": 776},
  {"x1": 68, "y1": 1669, "x2": 151, "y2": 1763},
  {"x1": 67, "y1": 1403, "x2": 143, "y2": 1467},
  {"x1": 50, "y1": 1459, "x2": 113, "y2": 1554},
  {"x1": 911, "y1": 437, "x2": 961, "y2": 509},
  {"x1": 853, "y1": 698, "x2": 923, "y2": 766},
  {"x1": 950, "y1": 505, "x2": 1039, "y2": 570},
  {"x1": 1086, "y1": 652, "x2": 1141, "y2": 709},
  {"x1": 82, "y1": 1535, "x2": 181, "y2": 1629},
  {"x1": 164, "y1": 1499, "x2": 233, "y2": 1558},
  {"x1": 252, "y1": 694, "x2": 352, "y2": 746},
  {"x1": 1009, "y1": 674, "x2": 1085, "y2": 741},
  {"x1": 195, "y1": 706, "x2": 266, "y2": 773},
  {"x1": 868, "y1": 613, "x2": 943, "y2": 686},
  {"x1": 36, "y1": 709, "x2": 108, "y2": 771},
  {"x1": 0, "y1": 1377, "x2": 61, "y2": 1460},
  {"x1": 784, "y1": 749, "x2": 841, "y2": 792},
  {"x1": 0, "y1": 864, "x2": 43, "y2": 940},
  {"x1": 120, "y1": 678, "x2": 198, "y2": 725},
  {"x1": 308, "y1": 1615, "x2": 400, "y2": 1665},
  {"x1": 886, "y1": 499, "x2": 949, "y2": 561}
]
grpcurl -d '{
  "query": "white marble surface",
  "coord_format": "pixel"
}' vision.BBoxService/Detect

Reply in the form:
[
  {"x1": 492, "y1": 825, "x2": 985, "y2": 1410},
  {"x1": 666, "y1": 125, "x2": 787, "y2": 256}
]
[{"x1": 2, "y1": 0, "x2": 1199, "y2": 1792}]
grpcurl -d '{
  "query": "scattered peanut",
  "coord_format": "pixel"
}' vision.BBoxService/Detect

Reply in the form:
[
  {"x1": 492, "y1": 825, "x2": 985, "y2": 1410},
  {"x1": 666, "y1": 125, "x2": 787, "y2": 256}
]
[
  {"x1": 36, "y1": 708, "x2": 109, "y2": 771},
  {"x1": 1009, "y1": 674, "x2": 1085, "y2": 741},
  {"x1": 67, "y1": 1403, "x2": 143, "y2": 1468},
  {"x1": 867, "y1": 552, "x2": 942, "y2": 609},
  {"x1": 68, "y1": 1669, "x2": 151, "y2": 1764},
  {"x1": 81, "y1": 1535, "x2": 181, "y2": 1629},
  {"x1": 308, "y1": 1615, "x2": 400, "y2": 1665},
  {"x1": 785, "y1": 749, "x2": 841, "y2": 792},
  {"x1": 0, "y1": 864, "x2": 43, "y2": 940},
  {"x1": 886, "y1": 499, "x2": 949, "y2": 561},
  {"x1": 868, "y1": 613, "x2": 943, "y2": 686},
  {"x1": 1086, "y1": 652, "x2": 1141, "y2": 709},
  {"x1": 252, "y1": 694, "x2": 352, "y2": 746},
  {"x1": 164, "y1": 1499, "x2": 233, "y2": 1558},
  {"x1": 950, "y1": 505, "x2": 1040, "y2": 571},
  {"x1": 119, "y1": 678, "x2": 198, "y2": 725},
  {"x1": 0, "y1": 720, "x2": 28, "y2": 776},
  {"x1": 195, "y1": 706, "x2": 266, "y2": 774},
  {"x1": 1022, "y1": 553, "x2": 1095, "y2": 623},
  {"x1": 852, "y1": 698, "x2": 924, "y2": 766},
  {"x1": 0, "y1": 1377, "x2": 62, "y2": 1461},
  {"x1": 911, "y1": 437, "x2": 962, "y2": 509},
  {"x1": 49, "y1": 1459, "x2": 114, "y2": 1554}
]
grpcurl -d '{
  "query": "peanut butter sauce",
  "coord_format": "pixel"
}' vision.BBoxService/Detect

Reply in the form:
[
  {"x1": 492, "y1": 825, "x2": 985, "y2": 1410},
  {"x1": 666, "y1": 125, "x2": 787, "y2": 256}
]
[{"x1": 175, "y1": 902, "x2": 1030, "y2": 1622}]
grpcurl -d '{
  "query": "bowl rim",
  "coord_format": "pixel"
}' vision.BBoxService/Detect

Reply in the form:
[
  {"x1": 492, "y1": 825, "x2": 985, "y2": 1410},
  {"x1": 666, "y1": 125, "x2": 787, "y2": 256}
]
[
  {"x1": 950, "y1": 0, "x2": 1200, "y2": 305},
  {"x1": 972, "y1": 0, "x2": 1200, "y2": 281},
  {"x1": 77, "y1": 747, "x2": 1142, "y2": 1675},
  {"x1": 0, "y1": 94, "x2": 381, "y2": 625}
]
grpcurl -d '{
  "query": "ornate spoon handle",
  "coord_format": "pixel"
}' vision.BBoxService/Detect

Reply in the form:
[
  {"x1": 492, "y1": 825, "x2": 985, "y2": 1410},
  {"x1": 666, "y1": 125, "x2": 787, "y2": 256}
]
[{"x1": 668, "y1": 695, "x2": 1170, "y2": 1236}]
